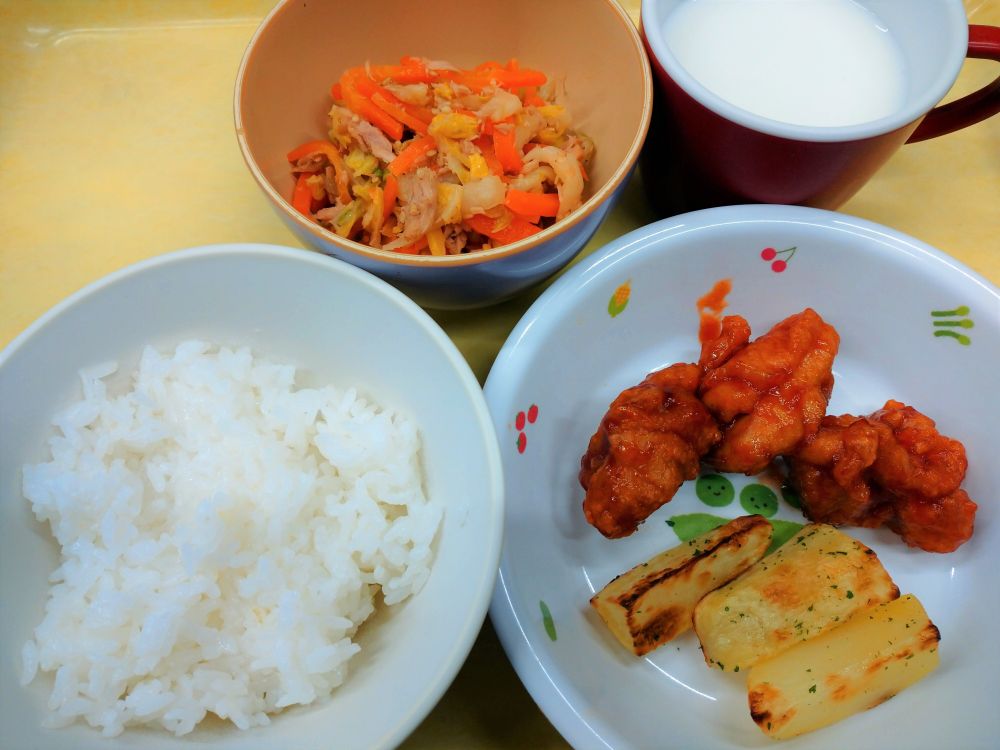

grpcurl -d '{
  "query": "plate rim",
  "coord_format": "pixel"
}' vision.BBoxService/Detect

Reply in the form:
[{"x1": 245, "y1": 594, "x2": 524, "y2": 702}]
[{"x1": 484, "y1": 204, "x2": 1000, "y2": 750}]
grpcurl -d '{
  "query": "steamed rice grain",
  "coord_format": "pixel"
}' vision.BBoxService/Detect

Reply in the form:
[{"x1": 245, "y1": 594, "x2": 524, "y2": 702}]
[{"x1": 20, "y1": 341, "x2": 441, "y2": 736}]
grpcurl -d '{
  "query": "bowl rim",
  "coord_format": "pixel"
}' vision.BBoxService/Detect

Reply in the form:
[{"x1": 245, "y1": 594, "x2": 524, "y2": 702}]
[
  {"x1": 233, "y1": 0, "x2": 653, "y2": 268},
  {"x1": 0, "y1": 243, "x2": 506, "y2": 750}
]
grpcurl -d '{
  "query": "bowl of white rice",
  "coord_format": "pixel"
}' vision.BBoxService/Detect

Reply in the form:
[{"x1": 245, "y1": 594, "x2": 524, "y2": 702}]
[{"x1": 0, "y1": 244, "x2": 504, "y2": 750}]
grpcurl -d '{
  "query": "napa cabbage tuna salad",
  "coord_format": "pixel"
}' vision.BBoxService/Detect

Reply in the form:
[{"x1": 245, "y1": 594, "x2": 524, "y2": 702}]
[{"x1": 287, "y1": 57, "x2": 595, "y2": 254}]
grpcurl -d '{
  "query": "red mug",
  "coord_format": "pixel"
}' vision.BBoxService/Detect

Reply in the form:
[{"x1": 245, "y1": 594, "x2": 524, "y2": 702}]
[{"x1": 639, "y1": 0, "x2": 1000, "y2": 212}]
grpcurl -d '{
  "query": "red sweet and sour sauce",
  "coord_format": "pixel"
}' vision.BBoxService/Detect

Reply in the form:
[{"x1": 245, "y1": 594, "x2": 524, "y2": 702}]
[{"x1": 697, "y1": 278, "x2": 732, "y2": 345}]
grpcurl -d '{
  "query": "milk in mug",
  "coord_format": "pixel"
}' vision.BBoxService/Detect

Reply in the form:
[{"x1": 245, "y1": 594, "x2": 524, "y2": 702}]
[{"x1": 663, "y1": 0, "x2": 908, "y2": 127}]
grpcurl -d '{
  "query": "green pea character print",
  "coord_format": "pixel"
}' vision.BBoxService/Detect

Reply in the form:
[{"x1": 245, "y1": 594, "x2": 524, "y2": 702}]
[
  {"x1": 739, "y1": 484, "x2": 778, "y2": 517},
  {"x1": 696, "y1": 474, "x2": 735, "y2": 507}
]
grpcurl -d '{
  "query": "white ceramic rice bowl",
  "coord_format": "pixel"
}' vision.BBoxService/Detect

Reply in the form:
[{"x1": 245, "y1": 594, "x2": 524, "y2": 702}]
[{"x1": 0, "y1": 244, "x2": 504, "y2": 750}]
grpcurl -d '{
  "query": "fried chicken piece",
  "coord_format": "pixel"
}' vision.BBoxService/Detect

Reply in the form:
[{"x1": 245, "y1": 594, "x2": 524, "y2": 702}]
[
  {"x1": 698, "y1": 309, "x2": 840, "y2": 475},
  {"x1": 788, "y1": 401, "x2": 977, "y2": 553},
  {"x1": 886, "y1": 489, "x2": 977, "y2": 554},
  {"x1": 698, "y1": 313, "x2": 750, "y2": 372},
  {"x1": 787, "y1": 414, "x2": 886, "y2": 527},
  {"x1": 867, "y1": 400, "x2": 967, "y2": 498},
  {"x1": 580, "y1": 363, "x2": 721, "y2": 538}
]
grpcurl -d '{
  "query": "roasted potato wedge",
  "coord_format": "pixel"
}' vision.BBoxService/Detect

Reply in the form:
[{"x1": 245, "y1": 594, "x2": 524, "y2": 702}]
[
  {"x1": 591, "y1": 515, "x2": 772, "y2": 656},
  {"x1": 693, "y1": 523, "x2": 899, "y2": 671},
  {"x1": 746, "y1": 594, "x2": 940, "y2": 739}
]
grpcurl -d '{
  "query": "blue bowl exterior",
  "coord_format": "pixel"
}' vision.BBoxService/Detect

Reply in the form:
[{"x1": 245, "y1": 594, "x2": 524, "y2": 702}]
[{"x1": 275, "y1": 171, "x2": 632, "y2": 310}]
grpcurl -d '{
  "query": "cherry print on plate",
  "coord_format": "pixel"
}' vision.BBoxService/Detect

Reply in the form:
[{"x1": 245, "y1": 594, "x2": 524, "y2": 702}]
[
  {"x1": 760, "y1": 246, "x2": 796, "y2": 273},
  {"x1": 515, "y1": 404, "x2": 539, "y2": 453}
]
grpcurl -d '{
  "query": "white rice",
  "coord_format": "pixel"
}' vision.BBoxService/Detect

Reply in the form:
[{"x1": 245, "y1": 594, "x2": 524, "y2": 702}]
[{"x1": 20, "y1": 340, "x2": 441, "y2": 737}]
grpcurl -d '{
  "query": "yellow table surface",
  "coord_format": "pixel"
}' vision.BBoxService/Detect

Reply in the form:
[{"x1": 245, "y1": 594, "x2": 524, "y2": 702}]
[{"x1": 1, "y1": 1, "x2": 997, "y2": 747}]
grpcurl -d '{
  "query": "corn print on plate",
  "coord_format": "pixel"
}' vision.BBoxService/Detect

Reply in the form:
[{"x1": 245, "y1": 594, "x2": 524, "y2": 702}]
[{"x1": 483, "y1": 204, "x2": 1000, "y2": 750}]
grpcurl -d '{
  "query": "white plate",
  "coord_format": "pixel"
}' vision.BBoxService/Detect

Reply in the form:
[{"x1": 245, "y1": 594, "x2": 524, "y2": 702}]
[{"x1": 484, "y1": 205, "x2": 999, "y2": 750}]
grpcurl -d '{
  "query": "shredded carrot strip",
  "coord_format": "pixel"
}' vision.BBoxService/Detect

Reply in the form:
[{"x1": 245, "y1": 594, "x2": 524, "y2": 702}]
[
  {"x1": 382, "y1": 173, "x2": 399, "y2": 222},
  {"x1": 348, "y1": 72, "x2": 433, "y2": 124},
  {"x1": 472, "y1": 136, "x2": 504, "y2": 176},
  {"x1": 349, "y1": 73, "x2": 377, "y2": 96},
  {"x1": 388, "y1": 135, "x2": 436, "y2": 177},
  {"x1": 392, "y1": 235, "x2": 429, "y2": 254},
  {"x1": 340, "y1": 72, "x2": 404, "y2": 141},
  {"x1": 492, "y1": 128, "x2": 523, "y2": 174},
  {"x1": 371, "y1": 92, "x2": 429, "y2": 135},
  {"x1": 505, "y1": 189, "x2": 559, "y2": 217},
  {"x1": 398, "y1": 100, "x2": 435, "y2": 124},
  {"x1": 465, "y1": 212, "x2": 541, "y2": 244},
  {"x1": 286, "y1": 139, "x2": 330, "y2": 162},
  {"x1": 368, "y1": 61, "x2": 434, "y2": 84},
  {"x1": 291, "y1": 172, "x2": 314, "y2": 215},
  {"x1": 379, "y1": 93, "x2": 433, "y2": 125},
  {"x1": 520, "y1": 85, "x2": 548, "y2": 107}
]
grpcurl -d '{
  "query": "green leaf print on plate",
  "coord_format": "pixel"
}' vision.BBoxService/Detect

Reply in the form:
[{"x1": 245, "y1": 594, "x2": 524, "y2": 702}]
[
  {"x1": 667, "y1": 513, "x2": 804, "y2": 556},
  {"x1": 932, "y1": 305, "x2": 973, "y2": 345},
  {"x1": 540, "y1": 600, "x2": 557, "y2": 641}
]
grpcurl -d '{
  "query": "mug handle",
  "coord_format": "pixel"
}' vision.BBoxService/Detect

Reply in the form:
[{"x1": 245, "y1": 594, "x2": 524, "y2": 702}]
[{"x1": 906, "y1": 24, "x2": 1000, "y2": 143}]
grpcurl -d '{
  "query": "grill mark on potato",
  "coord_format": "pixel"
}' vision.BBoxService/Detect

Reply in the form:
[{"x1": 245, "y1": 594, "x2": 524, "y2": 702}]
[
  {"x1": 749, "y1": 683, "x2": 796, "y2": 732},
  {"x1": 825, "y1": 674, "x2": 854, "y2": 701},
  {"x1": 854, "y1": 564, "x2": 900, "y2": 604},
  {"x1": 919, "y1": 622, "x2": 941, "y2": 649},
  {"x1": 616, "y1": 516, "x2": 769, "y2": 610},
  {"x1": 630, "y1": 606, "x2": 685, "y2": 654},
  {"x1": 761, "y1": 566, "x2": 803, "y2": 606},
  {"x1": 865, "y1": 642, "x2": 927, "y2": 675},
  {"x1": 772, "y1": 627, "x2": 792, "y2": 643}
]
